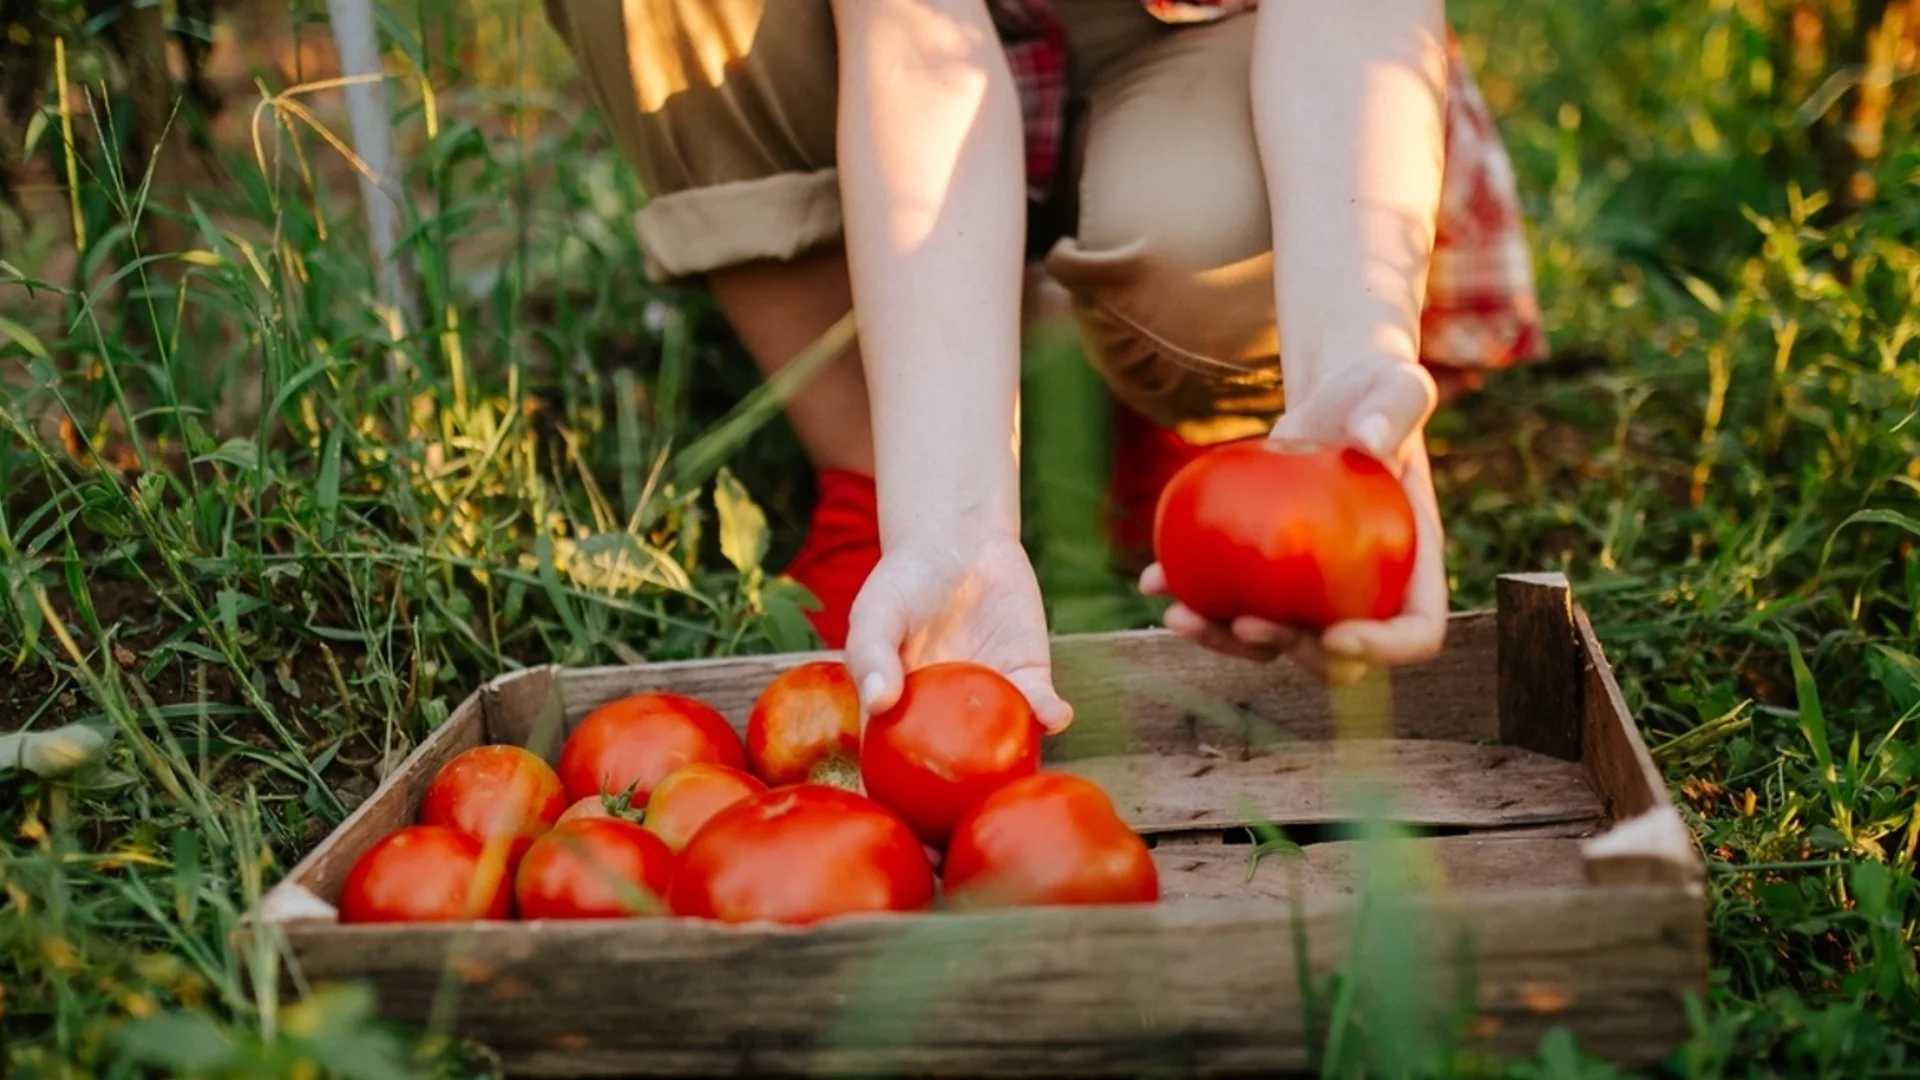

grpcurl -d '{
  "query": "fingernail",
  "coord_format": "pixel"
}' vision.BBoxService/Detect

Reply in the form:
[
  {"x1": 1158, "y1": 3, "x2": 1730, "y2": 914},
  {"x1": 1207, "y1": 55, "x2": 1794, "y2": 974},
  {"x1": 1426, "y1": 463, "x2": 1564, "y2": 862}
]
[
  {"x1": 860, "y1": 673, "x2": 885, "y2": 710},
  {"x1": 1353, "y1": 414, "x2": 1393, "y2": 459}
]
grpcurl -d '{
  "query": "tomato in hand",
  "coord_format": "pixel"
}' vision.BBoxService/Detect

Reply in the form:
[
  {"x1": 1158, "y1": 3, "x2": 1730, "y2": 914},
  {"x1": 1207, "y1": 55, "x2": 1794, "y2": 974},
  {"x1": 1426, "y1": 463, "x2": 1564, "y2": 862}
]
[
  {"x1": 859, "y1": 662, "x2": 1042, "y2": 846},
  {"x1": 1152, "y1": 440, "x2": 1416, "y2": 630},
  {"x1": 513, "y1": 817, "x2": 677, "y2": 920},
  {"x1": 942, "y1": 773, "x2": 1159, "y2": 909},
  {"x1": 643, "y1": 763, "x2": 768, "y2": 853},
  {"x1": 338, "y1": 825, "x2": 512, "y2": 924},
  {"x1": 669, "y1": 785, "x2": 934, "y2": 925},
  {"x1": 557, "y1": 692, "x2": 747, "y2": 804},
  {"x1": 418, "y1": 745, "x2": 568, "y2": 867},
  {"x1": 747, "y1": 661, "x2": 862, "y2": 788}
]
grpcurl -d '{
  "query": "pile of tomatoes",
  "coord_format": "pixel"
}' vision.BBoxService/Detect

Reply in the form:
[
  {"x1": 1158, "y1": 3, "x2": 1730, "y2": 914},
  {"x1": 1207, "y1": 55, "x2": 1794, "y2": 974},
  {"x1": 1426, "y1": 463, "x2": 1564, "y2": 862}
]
[{"x1": 339, "y1": 660, "x2": 1158, "y2": 927}]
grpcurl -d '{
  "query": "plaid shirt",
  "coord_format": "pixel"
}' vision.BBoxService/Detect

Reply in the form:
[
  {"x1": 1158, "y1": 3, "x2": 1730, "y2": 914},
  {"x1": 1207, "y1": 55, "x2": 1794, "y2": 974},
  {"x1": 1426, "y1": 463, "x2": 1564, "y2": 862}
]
[{"x1": 992, "y1": 0, "x2": 1546, "y2": 368}]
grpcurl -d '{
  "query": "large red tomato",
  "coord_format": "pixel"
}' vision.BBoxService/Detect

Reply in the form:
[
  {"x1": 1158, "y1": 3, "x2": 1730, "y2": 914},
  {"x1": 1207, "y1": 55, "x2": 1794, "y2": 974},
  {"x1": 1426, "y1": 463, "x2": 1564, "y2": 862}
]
[
  {"x1": 643, "y1": 763, "x2": 768, "y2": 853},
  {"x1": 859, "y1": 662, "x2": 1042, "y2": 846},
  {"x1": 557, "y1": 692, "x2": 747, "y2": 804},
  {"x1": 513, "y1": 818, "x2": 677, "y2": 920},
  {"x1": 747, "y1": 661, "x2": 862, "y2": 788},
  {"x1": 668, "y1": 785, "x2": 934, "y2": 925},
  {"x1": 1152, "y1": 440, "x2": 1416, "y2": 630},
  {"x1": 338, "y1": 825, "x2": 512, "y2": 924},
  {"x1": 942, "y1": 773, "x2": 1159, "y2": 909},
  {"x1": 418, "y1": 745, "x2": 568, "y2": 866}
]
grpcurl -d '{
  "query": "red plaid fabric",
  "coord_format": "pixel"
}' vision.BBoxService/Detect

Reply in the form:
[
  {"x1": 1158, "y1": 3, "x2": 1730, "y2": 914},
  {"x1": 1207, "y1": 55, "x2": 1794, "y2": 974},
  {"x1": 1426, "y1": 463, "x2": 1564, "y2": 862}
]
[{"x1": 989, "y1": 0, "x2": 1546, "y2": 370}]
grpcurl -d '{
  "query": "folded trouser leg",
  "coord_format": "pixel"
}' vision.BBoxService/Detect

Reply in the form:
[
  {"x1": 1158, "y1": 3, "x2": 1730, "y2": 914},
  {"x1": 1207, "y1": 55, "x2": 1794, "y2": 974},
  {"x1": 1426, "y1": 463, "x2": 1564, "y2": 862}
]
[
  {"x1": 1044, "y1": 13, "x2": 1284, "y2": 449},
  {"x1": 543, "y1": 0, "x2": 845, "y2": 283}
]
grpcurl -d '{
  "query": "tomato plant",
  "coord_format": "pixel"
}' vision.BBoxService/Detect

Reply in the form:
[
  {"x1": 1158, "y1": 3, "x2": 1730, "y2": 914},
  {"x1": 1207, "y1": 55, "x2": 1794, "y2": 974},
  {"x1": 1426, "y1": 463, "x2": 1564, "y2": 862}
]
[
  {"x1": 943, "y1": 773, "x2": 1159, "y2": 908},
  {"x1": 669, "y1": 785, "x2": 934, "y2": 925},
  {"x1": 1152, "y1": 440, "x2": 1416, "y2": 630},
  {"x1": 747, "y1": 661, "x2": 861, "y2": 788},
  {"x1": 513, "y1": 818, "x2": 677, "y2": 920},
  {"x1": 338, "y1": 825, "x2": 513, "y2": 924},
  {"x1": 859, "y1": 662, "x2": 1041, "y2": 846},
  {"x1": 418, "y1": 745, "x2": 567, "y2": 866},
  {"x1": 643, "y1": 763, "x2": 767, "y2": 853},
  {"x1": 557, "y1": 692, "x2": 747, "y2": 804}
]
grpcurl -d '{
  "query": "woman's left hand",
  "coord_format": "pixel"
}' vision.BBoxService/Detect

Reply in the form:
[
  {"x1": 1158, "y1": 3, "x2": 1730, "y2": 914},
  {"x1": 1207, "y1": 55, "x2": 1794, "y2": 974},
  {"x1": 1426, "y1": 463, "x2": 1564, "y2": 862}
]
[{"x1": 1138, "y1": 359, "x2": 1449, "y2": 684}]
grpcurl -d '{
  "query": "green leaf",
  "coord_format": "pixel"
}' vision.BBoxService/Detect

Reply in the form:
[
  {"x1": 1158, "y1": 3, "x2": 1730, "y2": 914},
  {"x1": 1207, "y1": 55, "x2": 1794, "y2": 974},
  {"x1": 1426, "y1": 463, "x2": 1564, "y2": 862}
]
[
  {"x1": 1786, "y1": 638, "x2": 1834, "y2": 778},
  {"x1": 315, "y1": 425, "x2": 344, "y2": 543},
  {"x1": 195, "y1": 437, "x2": 259, "y2": 471},
  {"x1": 714, "y1": 467, "x2": 769, "y2": 576},
  {"x1": 115, "y1": 1010, "x2": 237, "y2": 1073},
  {"x1": 761, "y1": 577, "x2": 823, "y2": 654},
  {"x1": 0, "y1": 314, "x2": 51, "y2": 360},
  {"x1": 172, "y1": 828, "x2": 202, "y2": 924}
]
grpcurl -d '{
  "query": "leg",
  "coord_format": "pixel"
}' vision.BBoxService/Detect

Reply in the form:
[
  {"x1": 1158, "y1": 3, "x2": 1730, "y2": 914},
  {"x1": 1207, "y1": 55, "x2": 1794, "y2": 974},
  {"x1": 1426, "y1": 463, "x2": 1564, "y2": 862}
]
[
  {"x1": 544, "y1": 0, "x2": 879, "y2": 644},
  {"x1": 1045, "y1": 14, "x2": 1283, "y2": 567}
]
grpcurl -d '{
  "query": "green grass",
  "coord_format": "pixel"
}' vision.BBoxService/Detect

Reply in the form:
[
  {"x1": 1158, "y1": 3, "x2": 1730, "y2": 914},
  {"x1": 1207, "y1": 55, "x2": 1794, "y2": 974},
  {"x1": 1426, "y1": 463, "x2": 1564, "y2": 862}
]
[{"x1": 3, "y1": 0, "x2": 1919, "y2": 1075}]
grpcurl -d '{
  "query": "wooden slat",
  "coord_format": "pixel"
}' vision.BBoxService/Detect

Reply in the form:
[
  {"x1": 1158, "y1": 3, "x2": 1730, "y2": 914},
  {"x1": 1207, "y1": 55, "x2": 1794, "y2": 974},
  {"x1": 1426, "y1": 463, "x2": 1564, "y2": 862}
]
[
  {"x1": 541, "y1": 615, "x2": 1503, "y2": 760},
  {"x1": 267, "y1": 694, "x2": 489, "y2": 916},
  {"x1": 1157, "y1": 835, "x2": 1591, "y2": 904},
  {"x1": 281, "y1": 882, "x2": 1705, "y2": 1077},
  {"x1": 1062, "y1": 740, "x2": 1601, "y2": 834},
  {"x1": 1497, "y1": 573, "x2": 1583, "y2": 761},
  {"x1": 1572, "y1": 609, "x2": 1704, "y2": 885}
]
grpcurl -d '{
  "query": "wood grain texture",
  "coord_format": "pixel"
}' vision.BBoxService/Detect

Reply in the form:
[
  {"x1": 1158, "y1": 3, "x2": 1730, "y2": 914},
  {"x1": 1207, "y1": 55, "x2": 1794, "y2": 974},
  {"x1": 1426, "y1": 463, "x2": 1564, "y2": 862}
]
[
  {"x1": 1062, "y1": 741, "x2": 1601, "y2": 834},
  {"x1": 1573, "y1": 609, "x2": 1704, "y2": 884},
  {"x1": 1497, "y1": 574, "x2": 1583, "y2": 761},
  {"x1": 281, "y1": 883, "x2": 1705, "y2": 1077},
  {"x1": 536, "y1": 615, "x2": 1502, "y2": 760},
  {"x1": 1157, "y1": 835, "x2": 1591, "y2": 904}
]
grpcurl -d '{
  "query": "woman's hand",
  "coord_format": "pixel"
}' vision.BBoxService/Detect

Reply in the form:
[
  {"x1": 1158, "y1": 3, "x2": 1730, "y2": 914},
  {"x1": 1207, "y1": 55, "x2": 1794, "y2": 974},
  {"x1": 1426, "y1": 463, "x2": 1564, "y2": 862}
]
[
  {"x1": 844, "y1": 526, "x2": 1072, "y2": 733},
  {"x1": 1139, "y1": 359, "x2": 1449, "y2": 683}
]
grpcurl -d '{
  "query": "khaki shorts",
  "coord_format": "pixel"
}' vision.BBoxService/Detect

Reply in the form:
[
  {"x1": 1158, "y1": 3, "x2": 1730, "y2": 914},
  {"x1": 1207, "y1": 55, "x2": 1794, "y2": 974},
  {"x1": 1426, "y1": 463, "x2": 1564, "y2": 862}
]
[{"x1": 543, "y1": 0, "x2": 1303, "y2": 444}]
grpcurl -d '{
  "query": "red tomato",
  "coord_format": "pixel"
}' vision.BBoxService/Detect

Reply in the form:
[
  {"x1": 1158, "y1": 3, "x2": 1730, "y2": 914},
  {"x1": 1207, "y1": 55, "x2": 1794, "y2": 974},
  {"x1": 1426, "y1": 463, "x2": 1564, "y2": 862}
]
[
  {"x1": 668, "y1": 785, "x2": 934, "y2": 925},
  {"x1": 943, "y1": 773, "x2": 1159, "y2": 909},
  {"x1": 513, "y1": 818, "x2": 677, "y2": 920},
  {"x1": 643, "y1": 763, "x2": 768, "y2": 853},
  {"x1": 338, "y1": 825, "x2": 512, "y2": 924},
  {"x1": 1152, "y1": 440, "x2": 1416, "y2": 630},
  {"x1": 747, "y1": 661, "x2": 862, "y2": 788},
  {"x1": 418, "y1": 745, "x2": 568, "y2": 867},
  {"x1": 859, "y1": 662, "x2": 1042, "y2": 846},
  {"x1": 557, "y1": 692, "x2": 747, "y2": 804}
]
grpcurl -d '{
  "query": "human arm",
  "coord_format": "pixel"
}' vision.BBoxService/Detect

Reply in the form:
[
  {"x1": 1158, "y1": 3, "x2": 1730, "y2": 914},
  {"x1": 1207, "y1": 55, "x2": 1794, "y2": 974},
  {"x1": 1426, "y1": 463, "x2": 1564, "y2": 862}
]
[
  {"x1": 830, "y1": 0, "x2": 1072, "y2": 728},
  {"x1": 1145, "y1": 0, "x2": 1452, "y2": 680}
]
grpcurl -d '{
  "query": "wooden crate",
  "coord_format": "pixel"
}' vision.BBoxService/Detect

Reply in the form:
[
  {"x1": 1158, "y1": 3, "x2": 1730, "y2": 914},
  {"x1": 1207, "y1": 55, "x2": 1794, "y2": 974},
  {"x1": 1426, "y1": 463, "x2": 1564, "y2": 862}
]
[{"x1": 251, "y1": 573, "x2": 1706, "y2": 1077}]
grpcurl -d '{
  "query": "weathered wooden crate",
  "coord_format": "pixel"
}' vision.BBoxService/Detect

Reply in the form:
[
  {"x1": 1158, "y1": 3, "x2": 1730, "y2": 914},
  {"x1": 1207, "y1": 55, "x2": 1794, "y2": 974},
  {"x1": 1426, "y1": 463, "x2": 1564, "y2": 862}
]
[{"x1": 251, "y1": 573, "x2": 1706, "y2": 1077}]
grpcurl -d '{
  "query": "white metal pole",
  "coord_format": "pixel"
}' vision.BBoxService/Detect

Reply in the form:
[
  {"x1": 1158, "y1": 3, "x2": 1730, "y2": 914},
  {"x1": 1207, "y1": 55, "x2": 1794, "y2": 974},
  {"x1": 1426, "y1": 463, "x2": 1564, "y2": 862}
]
[{"x1": 324, "y1": 0, "x2": 418, "y2": 346}]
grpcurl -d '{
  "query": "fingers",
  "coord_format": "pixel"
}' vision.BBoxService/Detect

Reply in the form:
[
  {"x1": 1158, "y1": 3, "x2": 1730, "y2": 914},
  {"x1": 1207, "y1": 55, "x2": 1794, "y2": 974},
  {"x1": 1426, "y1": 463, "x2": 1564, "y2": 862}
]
[
  {"x1": 1007, "y1": 669, "x2": 1075, "y2": 734},
  {"x1": 1163, "y1": 604, "x2": 1284, "y2": 663},
  {"x1": 1138, "y1": 563, "x2": 1168, "y2": 597},
  {"x1": 1346, "y1": 364, "x2": 1438, "y2": 468},
  {"x1": 844, "y1": 593, "x2": 909, "y2": 721}
]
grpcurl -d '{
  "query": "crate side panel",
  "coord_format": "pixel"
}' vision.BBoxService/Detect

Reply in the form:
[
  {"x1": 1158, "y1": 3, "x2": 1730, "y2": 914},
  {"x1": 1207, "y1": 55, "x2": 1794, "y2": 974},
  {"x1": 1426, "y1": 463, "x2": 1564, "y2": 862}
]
[
  {"x1": 545, "y1": 616, "x2": 1500, "y2": 760},
  {"x1": 1064, "y1": 739, "x2": 1602, "y2": 834},
  {"x1": 1157, "y1": 834, "x2": 1590, "y2": 904},
  {"x1": 284, "y1": 884, "x2": 1702, "y2": 1078}
]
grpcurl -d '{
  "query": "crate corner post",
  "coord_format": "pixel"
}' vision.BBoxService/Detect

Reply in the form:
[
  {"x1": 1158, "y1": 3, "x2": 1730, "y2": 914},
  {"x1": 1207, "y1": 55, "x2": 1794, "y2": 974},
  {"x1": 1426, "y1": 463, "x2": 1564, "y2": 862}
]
[{"x1": 1495, "y1": 572, "x2": 1583, "y2": 761}]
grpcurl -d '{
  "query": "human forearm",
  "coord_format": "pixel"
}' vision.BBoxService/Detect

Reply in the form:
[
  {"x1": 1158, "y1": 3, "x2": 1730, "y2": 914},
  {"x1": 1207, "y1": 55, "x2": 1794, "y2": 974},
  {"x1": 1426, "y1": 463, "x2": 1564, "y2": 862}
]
[
  {"x1": 1254, "y1": 0, "x2": 1447, "y2": 404},
  {"x1": 832, "y1": 0, "x2": 1028, "y2": 549}
]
